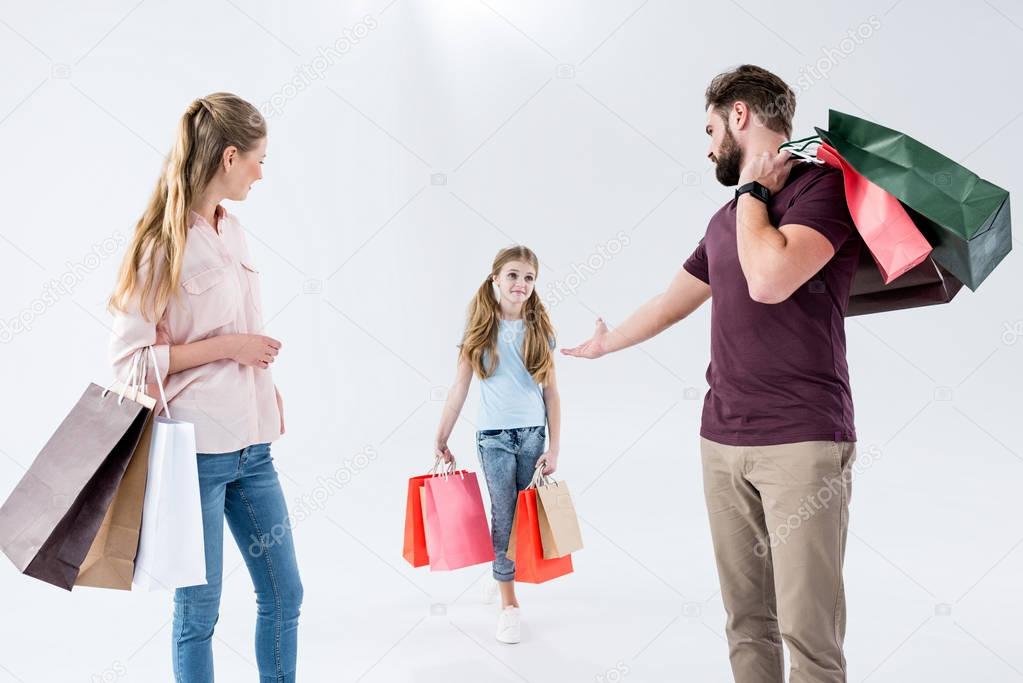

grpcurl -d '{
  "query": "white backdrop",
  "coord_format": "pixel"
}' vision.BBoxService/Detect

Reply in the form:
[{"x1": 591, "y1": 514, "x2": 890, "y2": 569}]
[{"x1": 1, "y1": 1, "x2": 1021, "y2": 681}]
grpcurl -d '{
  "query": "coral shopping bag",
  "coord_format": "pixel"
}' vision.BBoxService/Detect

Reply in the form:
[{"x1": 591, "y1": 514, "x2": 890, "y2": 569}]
[
  {"x1": 506, "y1": 467, "x2": 573, "y2": 584},
  {"x1": 402, "y1": 460, "x2": 450, "y2": 568},
  {"x1": 815, "y1": 141, "x2": 932, "y2": 284}
]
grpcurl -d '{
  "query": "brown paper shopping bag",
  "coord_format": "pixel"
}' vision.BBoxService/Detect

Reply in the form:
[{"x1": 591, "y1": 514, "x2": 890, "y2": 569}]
[
  {"x1": 533, "y1": 469, "x2": 583, "y2": 559},
  {"x1": 0, "y1": 352, "x2": 152, "y2": 590},
  {"x1": 75, "y1": 380, "x2": 156, "y2": 590}
]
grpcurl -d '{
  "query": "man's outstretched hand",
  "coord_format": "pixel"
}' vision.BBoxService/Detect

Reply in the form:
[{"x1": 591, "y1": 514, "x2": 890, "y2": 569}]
[{"x1": 561, "y1": 318, "x2": 610, "y2": 359}]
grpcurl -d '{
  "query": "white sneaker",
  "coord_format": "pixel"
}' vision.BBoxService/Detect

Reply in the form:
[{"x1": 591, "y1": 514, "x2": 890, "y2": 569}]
[
  {"x1": 496, "y1": 606, "x2": 521, "y2": 644},
  {"x1": 481, "y1": 579, "x2": 499, "y2": 605}
]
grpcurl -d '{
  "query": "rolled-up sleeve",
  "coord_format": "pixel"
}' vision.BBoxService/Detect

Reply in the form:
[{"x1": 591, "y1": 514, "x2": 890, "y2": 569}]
[
  {"x1": 683, "y1": 237, "x2": 710, "y2": 285},
  {"x1": 778, "y1": 168, "x2": 854, "y2": 252},
  {"x1": 108, "y1": 252, "x2": 171, "y2": 386}
]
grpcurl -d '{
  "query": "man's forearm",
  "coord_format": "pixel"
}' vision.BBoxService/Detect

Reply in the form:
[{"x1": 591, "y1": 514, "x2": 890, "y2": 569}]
[
  {"x1": 736, "y1": 194, "x2": 788, "y2": 295},
  {"x1": 603, "y1": 293, "x2": 674, "y2": 354}
]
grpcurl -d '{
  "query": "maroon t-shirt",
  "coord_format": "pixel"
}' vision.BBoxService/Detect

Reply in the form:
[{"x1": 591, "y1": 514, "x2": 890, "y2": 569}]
[{"x1": 683, "y1": 162, "x2": 861, "y2": 447}]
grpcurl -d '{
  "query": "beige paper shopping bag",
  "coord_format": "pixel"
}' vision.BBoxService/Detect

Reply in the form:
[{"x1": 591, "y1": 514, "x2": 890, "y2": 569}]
[
  {"x1": 534, "y1": 472, "x2": 583, "y2": 560},
  {"x1": 505, "y1": 499, "x2": 520, "y2": 561},
  {"x1": 75, "y1": 379, "x2": 156, "y2": 589}
]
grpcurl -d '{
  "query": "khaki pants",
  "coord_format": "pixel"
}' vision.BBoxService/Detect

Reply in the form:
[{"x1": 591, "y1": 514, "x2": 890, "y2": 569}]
[{"x1": 700, "y1": 437, "x2": 857, "y2": 683}]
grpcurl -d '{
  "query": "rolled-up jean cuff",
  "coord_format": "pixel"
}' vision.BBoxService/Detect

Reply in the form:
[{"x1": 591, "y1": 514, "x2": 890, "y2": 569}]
[{"x1": 494, "y1": 569, "x2": 515, "y2": 581}]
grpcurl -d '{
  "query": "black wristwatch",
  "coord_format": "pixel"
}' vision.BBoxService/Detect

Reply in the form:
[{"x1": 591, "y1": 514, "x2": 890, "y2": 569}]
[{"x1": 735, "y1": 181, "x2": 771, "y2": 203}]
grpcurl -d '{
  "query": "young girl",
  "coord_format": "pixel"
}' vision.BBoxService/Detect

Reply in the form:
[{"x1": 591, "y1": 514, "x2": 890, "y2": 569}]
[
  {"x1": 107, "y1": 93, "x2": 302, "y2": 682},
  {"x1": 434, "y1": 245, "x2": 562, "y2": 645}
]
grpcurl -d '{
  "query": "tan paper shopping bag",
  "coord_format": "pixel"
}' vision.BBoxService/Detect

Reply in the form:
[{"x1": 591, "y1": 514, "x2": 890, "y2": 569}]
[
  {"x1": 75, "y1": 381, "x2": 156, "y2": 590},
  {"x1": 0, "y1": 353, "x2": 152, "y2": 590},
  {"x1": 534, "y1": 473, "x2": 583, "y2": 560}
]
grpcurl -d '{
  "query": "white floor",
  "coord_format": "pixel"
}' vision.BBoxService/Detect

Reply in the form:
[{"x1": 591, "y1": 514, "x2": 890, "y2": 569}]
[{"x1": 2, "y1": 392, "x2": 1021, "y2": 682}]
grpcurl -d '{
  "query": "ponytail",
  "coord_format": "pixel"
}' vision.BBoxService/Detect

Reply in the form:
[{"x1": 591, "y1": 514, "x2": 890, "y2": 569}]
[{"x1": 109, "y1": 93, "x2": 266, "y2": 321}]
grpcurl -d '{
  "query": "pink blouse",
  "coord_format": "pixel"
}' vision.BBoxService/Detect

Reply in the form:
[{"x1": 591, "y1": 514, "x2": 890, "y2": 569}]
[{"x1": 109, "y1": 205, "x2": 282, "y2": 454}]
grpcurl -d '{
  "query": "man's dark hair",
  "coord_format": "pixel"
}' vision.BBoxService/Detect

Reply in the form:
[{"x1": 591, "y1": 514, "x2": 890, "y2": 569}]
[{"x1": 705, "y1": 64, "x2": 795, "y2": 138}]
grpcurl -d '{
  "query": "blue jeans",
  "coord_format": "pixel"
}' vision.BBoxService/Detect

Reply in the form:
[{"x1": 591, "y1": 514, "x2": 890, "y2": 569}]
[
  {"x1": 476, "y1": 425, "x2": 546, "y2": 581},
  {"x1": 172, "y1": 443, "x2": 303, "y2": 683}
]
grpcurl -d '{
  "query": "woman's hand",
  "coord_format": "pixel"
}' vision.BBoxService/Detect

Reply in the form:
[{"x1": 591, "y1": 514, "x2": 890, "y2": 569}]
[
  {"x1": 227, "y1": 334, "x2": 281, "y2": 369},
  {"x1": 538, "y1": 450, "x2": 558, "y2": 476},
  {"x1": 561, "y1": 318, "x2": 609, "y2": 359},
  {"x1": 435, "y1": 440, "x2": 454, "y2": 465}
]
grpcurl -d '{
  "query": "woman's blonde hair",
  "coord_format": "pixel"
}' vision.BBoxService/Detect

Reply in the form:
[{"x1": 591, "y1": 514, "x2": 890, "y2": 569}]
[
  {"x1": 460, "y1": 245, "x2": 555, "y2": 385},
  {"x1": 108, "y1": 93, "x2": 266, "y2": 320}
]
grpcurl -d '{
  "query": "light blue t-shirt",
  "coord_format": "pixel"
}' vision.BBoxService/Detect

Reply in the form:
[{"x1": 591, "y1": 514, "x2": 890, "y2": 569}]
[{"x1": 462, "y1": 319, "x2": 550, "y2": 430}]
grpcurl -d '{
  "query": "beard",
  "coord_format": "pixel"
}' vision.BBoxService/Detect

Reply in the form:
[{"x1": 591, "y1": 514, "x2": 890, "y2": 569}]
[{"x1": 713, "y1": 127, "x2": 743, "y2": 186}]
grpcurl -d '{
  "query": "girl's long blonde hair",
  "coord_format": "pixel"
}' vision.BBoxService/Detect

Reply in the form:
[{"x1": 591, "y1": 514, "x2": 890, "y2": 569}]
[
  {"x1": 108, "y1": 93, "x2": 266, "y2": 321},
  {"x1": 460, "y1": 246, "x2": 556, "y2": 385}
]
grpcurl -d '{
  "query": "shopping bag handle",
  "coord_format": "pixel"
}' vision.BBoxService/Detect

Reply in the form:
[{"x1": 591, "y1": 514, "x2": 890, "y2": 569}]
[
  {"x1": 102, "y1": 347, "x2": 146, "y2": 405},
  {"x1": 430, "y1": 457, "x2": 456, "y2": 474},
  {"x1": 146, "y1": 343, "x2": 171, "y2": 419},
  {"x1": 429, "y1": 457, "x2": 465, "y2": 480},
  {"x1": 528, "y1": 462, "x2": 558, "y2": 489},
  {"x1": 778, "y1": 135, "x2": 823, "y2": 164}
]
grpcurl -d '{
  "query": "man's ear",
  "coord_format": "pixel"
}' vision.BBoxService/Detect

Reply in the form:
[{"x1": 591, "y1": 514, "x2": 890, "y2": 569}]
[{"x1": 732, "y1": 101, "x2": 749, "y2": 131}]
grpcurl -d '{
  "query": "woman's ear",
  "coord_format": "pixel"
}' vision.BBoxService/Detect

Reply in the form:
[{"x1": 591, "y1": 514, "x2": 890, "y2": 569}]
[{"x1": 221, "y1": 145, "x2": 238, "y2": 172}]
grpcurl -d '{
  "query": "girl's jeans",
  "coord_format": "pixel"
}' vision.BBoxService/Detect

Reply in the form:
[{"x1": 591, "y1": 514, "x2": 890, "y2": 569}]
[
  {"x1": 172, "y1": 442, "x2": 303, "y2": 683},
  {"x1": 476, "y1": 425, "x2": 546, "y2": 581}
]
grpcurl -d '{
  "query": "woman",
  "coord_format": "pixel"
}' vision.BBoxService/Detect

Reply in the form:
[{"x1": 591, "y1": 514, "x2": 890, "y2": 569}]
[{"x1": 108, "y1": 93, "x2": 302, "y2": 682}]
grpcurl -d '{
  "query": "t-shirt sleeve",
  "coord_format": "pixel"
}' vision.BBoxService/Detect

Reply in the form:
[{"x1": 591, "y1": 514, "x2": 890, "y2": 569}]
[
  {"x1": 682, "y1": 238, "x2": 710, "y2": 285},
  {"x1": 778, "y1": 168, "x2": 854, "y2": 252}
]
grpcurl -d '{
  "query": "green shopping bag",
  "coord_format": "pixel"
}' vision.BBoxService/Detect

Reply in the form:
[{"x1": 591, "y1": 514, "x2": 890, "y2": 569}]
[{"x1": 815, "y1": 109, "x2": 1011, "y2": 291}]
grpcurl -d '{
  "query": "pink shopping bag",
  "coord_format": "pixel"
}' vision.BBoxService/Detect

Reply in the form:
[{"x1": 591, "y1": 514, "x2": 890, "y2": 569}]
[
  {"x1": 817, "y1": 141, "x2": 932, "y2": 284},
  {"x1": 421, "y1": 469, "x2": 494, "y2": 571}
]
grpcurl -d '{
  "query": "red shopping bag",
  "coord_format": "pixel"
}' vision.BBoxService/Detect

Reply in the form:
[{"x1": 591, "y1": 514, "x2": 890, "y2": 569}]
[
  {"x1": 402, "y1": 473, "x2": 432, "y2": 568},
  {"x1": 421, "y1": 469, "x2": 494, "y2": 571},
  {"x1": 507, "y1": 488, "x2": 573, "y2": 584},
  {"x1": 817, "y1": 141, "x2": 932, "y2": 283}
]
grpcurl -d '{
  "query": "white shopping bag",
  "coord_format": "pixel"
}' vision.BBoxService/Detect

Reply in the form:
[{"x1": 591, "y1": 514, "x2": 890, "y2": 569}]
[{"x1": 132, "y1": 347, "x2": 206, "y2": 591}]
